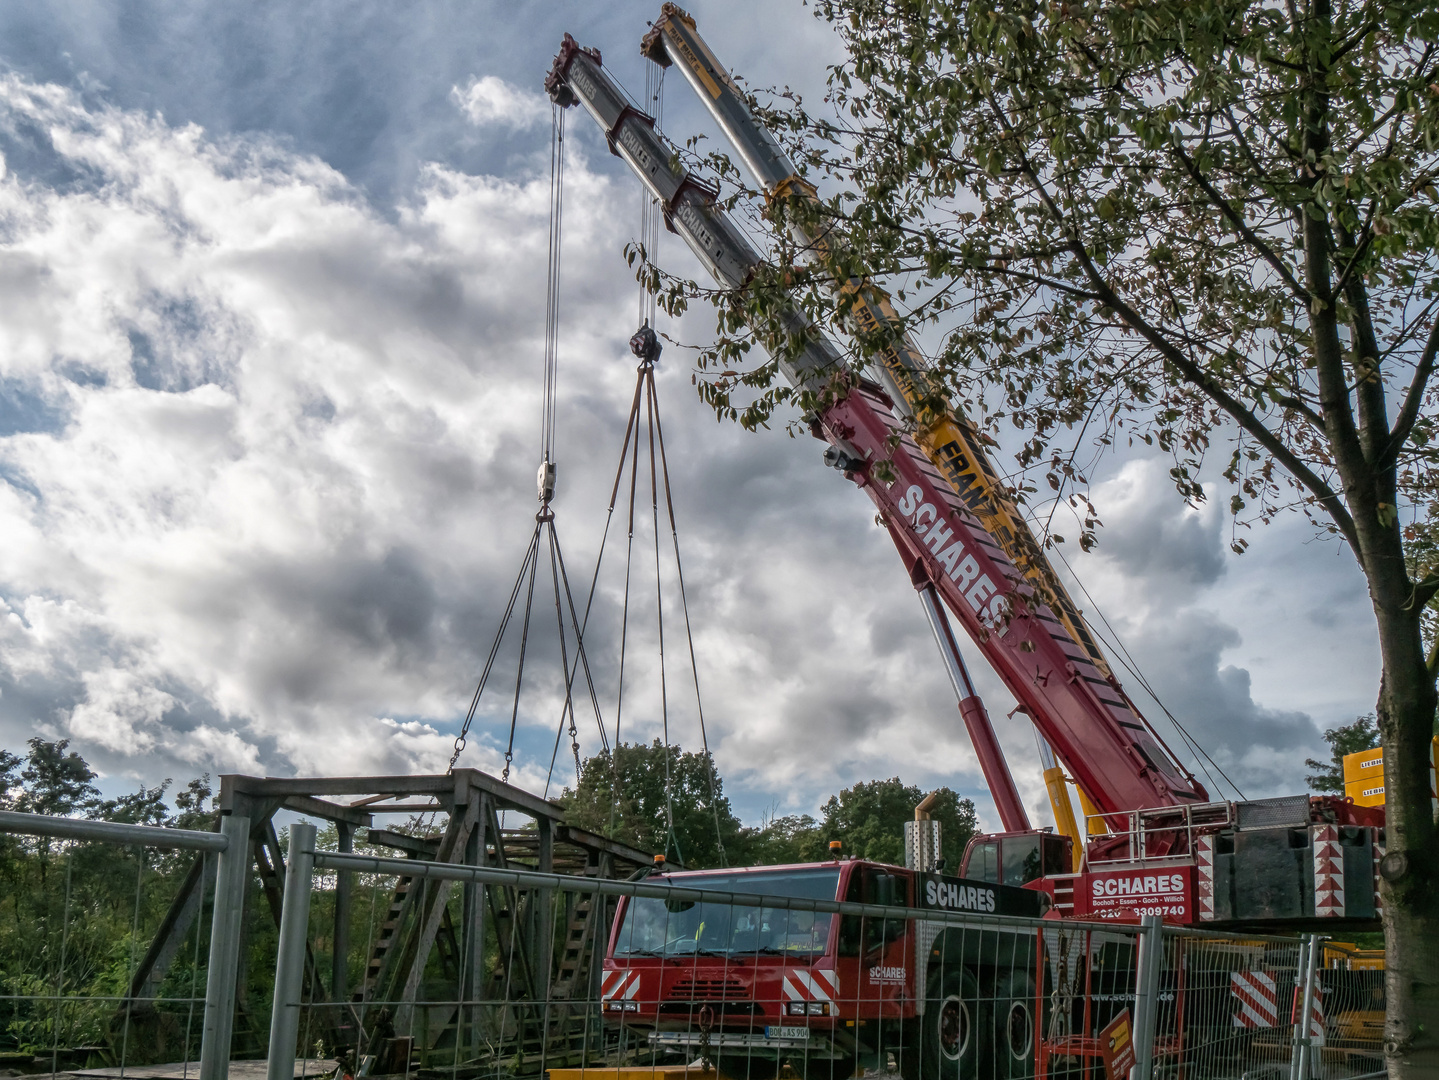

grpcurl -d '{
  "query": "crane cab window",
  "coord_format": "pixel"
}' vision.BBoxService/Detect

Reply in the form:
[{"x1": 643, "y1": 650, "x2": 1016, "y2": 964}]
[
  {"x1": 838, "y1": 867, "x2": 908, "y2": 956},
  {"x1": 1002, "y1": 835, "x2": 1043, "y2": 887},
  {"x1": 966, "y1": 834, "x2": 1064, "y2": 886},
  {"x1": 1042, "y1": 834, "x2": 1071, "y2": 876},
  {"x1": 968, "y1": 841, "x2": 1000, "y2": 883},
  {"x1": 966, "y1": 835, "x2": 1064, "y2": 885}
]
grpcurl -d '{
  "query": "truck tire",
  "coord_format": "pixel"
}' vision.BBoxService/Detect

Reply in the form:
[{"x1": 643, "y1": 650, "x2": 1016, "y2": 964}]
[
  {"x1": 990, "y1": 969, "x2": 1036, "y2": 1079},
  {"x1": 900, "y1": 965, "x2": 981, "y2": 1080}
]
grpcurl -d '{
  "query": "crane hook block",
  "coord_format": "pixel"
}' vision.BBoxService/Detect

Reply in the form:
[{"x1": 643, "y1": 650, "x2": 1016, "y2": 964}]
[
  {"x1": 537, "y1": 460, "x2": 556, "y2": 504},
  {"x1": 630, "y1": 323, "x2": 662, "y2": 364}
]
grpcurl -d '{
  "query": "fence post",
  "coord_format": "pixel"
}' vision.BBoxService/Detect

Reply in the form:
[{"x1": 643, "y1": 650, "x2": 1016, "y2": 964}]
[
  {"x1": 200, "y1": 814, "x2": 251, "y2": 1080},
  {"x1": 1290, "y1": 933, "x2": 1321, "y2": 1080},
  {"x1": 268, "y1": 823, "x2": 316, "y2": 1080},
  {"x1": 1130, "y1": 913, "x2": 1164, "y2": 1080}
]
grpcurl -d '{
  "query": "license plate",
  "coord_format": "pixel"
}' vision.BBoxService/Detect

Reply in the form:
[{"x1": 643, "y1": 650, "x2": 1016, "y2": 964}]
[{"x1": 764, "y1": 1027, "x2": 810, "y2": 1041}]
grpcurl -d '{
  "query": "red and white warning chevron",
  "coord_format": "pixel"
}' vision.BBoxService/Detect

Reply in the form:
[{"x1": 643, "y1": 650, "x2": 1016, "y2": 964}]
[
  {"x1": 782, "y1": 968, "x2": 839, "y2": 1004},
  {"x1": 1312, "y1": 824, "x2": 1345, "y2": 917},
  {"x1": 1231, "y1": 971, "x2": 1280, "y2": 1028},
  {"x1": 601, "y1": 969, "x2": 641, "y2": 1002},
  {"x1": 1291, "y1": 984, "x2": 1325, "y2": 1041},
  {"x1": 1196, "y1": 833, "x2": 1217, "y2": 921}
]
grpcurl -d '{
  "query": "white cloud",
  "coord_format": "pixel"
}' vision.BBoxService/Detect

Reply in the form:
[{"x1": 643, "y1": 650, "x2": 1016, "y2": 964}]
[
  {"x1": 450, "y1": 75, "x2": 549, "y2": 130},
  {"x1": 0, "y1": 68, "x2": 1376, "y2": 834}
]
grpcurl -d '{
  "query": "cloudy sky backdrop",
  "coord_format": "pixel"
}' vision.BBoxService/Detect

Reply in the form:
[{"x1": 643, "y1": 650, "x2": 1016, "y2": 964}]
[{"x1": 0, "y1": 1, "x2": 1376, "y2": 831}]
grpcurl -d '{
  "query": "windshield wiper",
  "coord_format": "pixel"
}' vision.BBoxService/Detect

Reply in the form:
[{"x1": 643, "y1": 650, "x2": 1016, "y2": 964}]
[{"x1": 617, "y1": 948, "x2": 666, "y2": 957}]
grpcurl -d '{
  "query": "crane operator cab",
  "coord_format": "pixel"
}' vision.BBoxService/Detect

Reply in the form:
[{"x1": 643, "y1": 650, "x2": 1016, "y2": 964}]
[{"x1": 960, "y1": 830, "x2": 1072, "y2": 888}]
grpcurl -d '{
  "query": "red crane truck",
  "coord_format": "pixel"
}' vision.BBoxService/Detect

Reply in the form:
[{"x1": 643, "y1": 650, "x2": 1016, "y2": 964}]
[{"x1": 599, "y1": 857, "x2": 1047, "y2": 1080}]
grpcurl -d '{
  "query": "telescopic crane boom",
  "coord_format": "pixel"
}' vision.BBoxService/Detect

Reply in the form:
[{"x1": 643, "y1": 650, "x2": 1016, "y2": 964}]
[
  {"x1": 546, "y1": 37, "x2": 1207, "y2": 828},
  {"x1": 640, "y1": 5, "x2": 1118, "y2": 685},
  {"x1": 633, "y1": 11, "x2": 1212, "y2": 820}
]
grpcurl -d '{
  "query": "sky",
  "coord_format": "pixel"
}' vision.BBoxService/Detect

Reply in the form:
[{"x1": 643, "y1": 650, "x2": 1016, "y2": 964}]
[{"x1": 0, "y1": 1, "x2": 1379, "y2": 834}]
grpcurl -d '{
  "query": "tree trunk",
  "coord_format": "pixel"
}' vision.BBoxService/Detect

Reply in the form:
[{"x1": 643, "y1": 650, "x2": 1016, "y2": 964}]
[{"x1": 1370, "y1": 595, "x2": 1439, "y2": 1077}]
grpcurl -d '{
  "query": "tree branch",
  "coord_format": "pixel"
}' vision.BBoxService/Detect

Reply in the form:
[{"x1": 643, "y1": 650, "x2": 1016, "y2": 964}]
[
  {"x1": 1068, "y1": 239, "x2": 1361, "y2": 550},
  {"x1": 1379, "y1": 314, "x2": 1439, "y2": 470},
  {"x1": 1168, "y1": 138, "x2": 1312, "y2": 304}
]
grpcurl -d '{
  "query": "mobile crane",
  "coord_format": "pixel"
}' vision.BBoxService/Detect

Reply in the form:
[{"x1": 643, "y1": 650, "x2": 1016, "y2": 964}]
[
  {"x1": 548, "y1": 11, "x2": 1384, "y2": 932},
  {"x1": 632, "y1": 2, "x2": 1391, "y2": 924},
  {"x1": 544, "y1": 22, "x2": 1385, "y2": 1080}
]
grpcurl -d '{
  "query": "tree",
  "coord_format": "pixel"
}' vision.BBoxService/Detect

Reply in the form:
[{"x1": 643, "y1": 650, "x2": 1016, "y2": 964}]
[
  {"x1": 93, "y1": 781, "x2": 172, "y2": 827},
  {"x1": 559, "y1": 740, "x2": 744, "y2": 868},
  {"x1": 16, "y1": 738, "x2": 99, "y2": 818},
  {"x1": 0, "y1": 742, "x2": 224, "y2": 1062},
  {"x1": 736, "y1": 811, "x2": 826, "y2": 864},
  {"x1": 170, "y1": 774, "x2": 216, "y2": 831},
  {"x1": 817, "y1": 778, "x2": 978, "y2": 870},
  {"x1": 666, "y1": 0, "x2": 1438, "y2": 1067},
  {"x1": 1306, "y1": 714, "x2": 1381, "y2": 793},
  {"x1": 0, "y1": 749, "x2": 20, "y2": 809}
]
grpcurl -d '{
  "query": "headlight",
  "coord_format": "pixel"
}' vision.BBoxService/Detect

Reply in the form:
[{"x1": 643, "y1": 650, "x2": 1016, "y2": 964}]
[{"x1": 787, "y1": 1001, "x2": 830, "y2": 1016}]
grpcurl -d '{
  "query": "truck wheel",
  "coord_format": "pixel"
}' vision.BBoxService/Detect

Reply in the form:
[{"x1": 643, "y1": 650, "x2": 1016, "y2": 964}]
[
  {"x1": 715, "y1": 1053, "x2": 780, "y2": 1080},
  {"x1": 901, "y1": 966, "x2": 981, "y2": 1080},
  {"x1": 990, "y1": 970, "x2": 1036, "y2": 1078}
]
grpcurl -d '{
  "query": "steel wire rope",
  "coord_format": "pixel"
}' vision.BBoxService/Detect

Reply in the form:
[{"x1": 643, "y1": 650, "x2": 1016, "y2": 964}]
[
  {"x1": 610, "y1": 407, "x2": 643, "y2": 838},
  {"x1": 643, "y1": 359, "x2": 684, "y2": 866},
  {"x1": 619, "y1": 62, "x2": 724, "y2": 865},
  {"x1": 637, "y1": 61, "x2": 689, "y2": 866},
  {"x1": 540, "y1": 378, "x2": 653, "y2": 809},
  {"x1": 448, "y1": 528, "x2": 541, "y2": 773},
  {"x1": 646, "y1": 364, "x2": 727, "y2": 865},
  {"x1": 541, "y1": 105, "x2": 565, "y2": 470},
  {"x1": 502, "y1": 539, "x2": 543, "y2": 784},
  {"x1": 849, "y1": 267, "x2": 1230, "y2": 805},
  {"x1": 985, "y1": 439, "x2": 1248, "y2": 802},
  {"x1": 1045, "y1": 537, "x2": 1247, "y2": 801},
  {"x1": 550, "y1": 530, "x2": 611, "y2": 758},
  {"x1": 542, "y1": 523, "x2": 583, "y2": 796},
  {"x1": 450, "y1": 98, "x2": 587, "y2": 787},
  {"x1": 1015, "y1": 423, "x2": 1231, "y2": 800}
]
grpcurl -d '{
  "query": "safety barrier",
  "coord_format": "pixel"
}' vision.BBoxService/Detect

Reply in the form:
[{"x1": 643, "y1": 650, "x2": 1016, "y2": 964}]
[
  {"x1": 269, "y1": 829, "x2": 1390, "y2": 1080},
  {"x1": 0, "y1": 810, "x2": 249, "y2": 1080},
  {"x1": 1, "y1": 810, "x2": 1390, "y2": 1080}
]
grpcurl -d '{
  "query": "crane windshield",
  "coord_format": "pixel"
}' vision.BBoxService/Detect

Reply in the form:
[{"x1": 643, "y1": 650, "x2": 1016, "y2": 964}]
[{"x1": 614, "y1": 868, "x2": 842, "y2": 958}]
